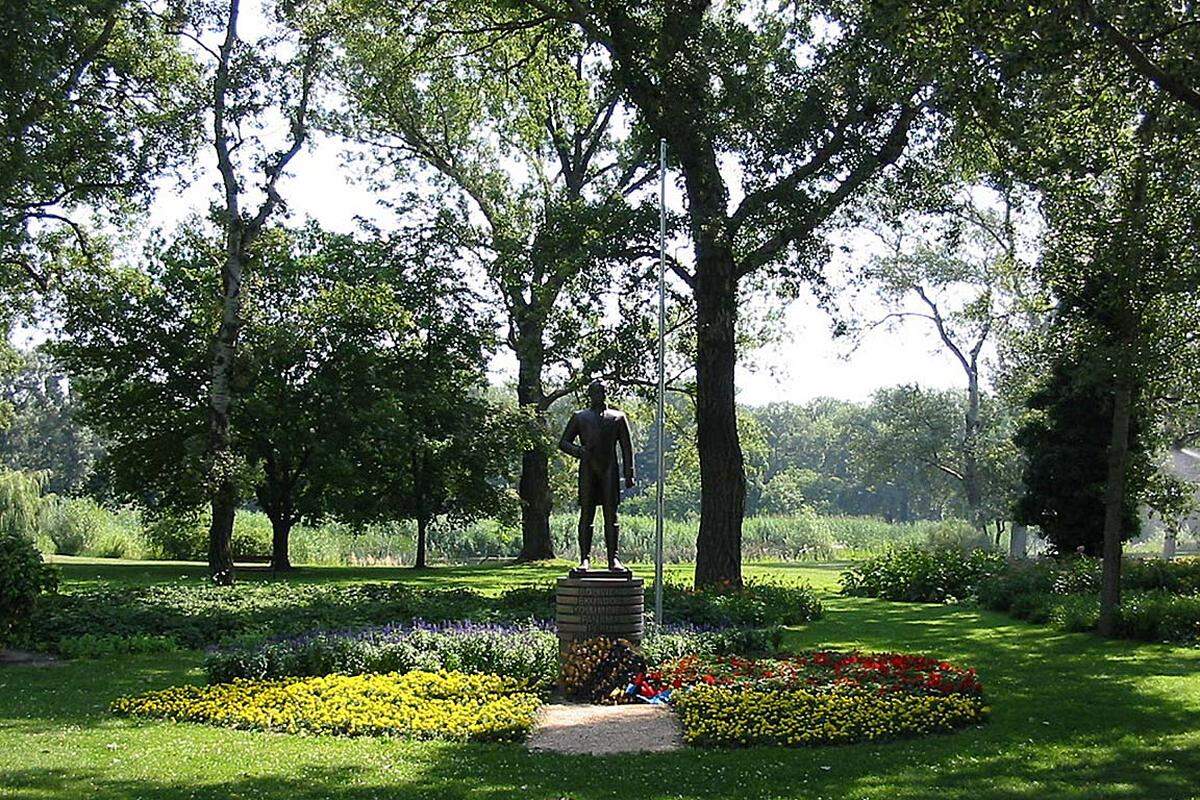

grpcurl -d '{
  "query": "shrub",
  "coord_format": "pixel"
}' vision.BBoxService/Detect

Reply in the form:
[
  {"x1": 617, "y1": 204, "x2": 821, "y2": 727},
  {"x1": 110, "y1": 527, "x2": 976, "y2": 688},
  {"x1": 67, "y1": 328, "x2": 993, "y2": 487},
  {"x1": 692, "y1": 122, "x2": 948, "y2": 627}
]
[
  {"x1": 841, "y1": 545, "x2": 1007, "y2": 603},
  {"x1": 204, "y1": 621, "x2": 558, "y2": 688},
  {"x1": 1000, "y1": 589, "x2": 1200, "y2": 643},
  {"x1": 1123, "y1": 558, "x2": 1200, "y2": 595},
  {"x1": 0, "y1": 529, "x2": 57, "y2": 647},
  {"x1": 30, "y1": 577, "x2": 820, "y2": 655},
  {"x1": 674, "y1": 684, "x2": 987, "y2": 747},
  {"x1": 640, "y1": 624, "x2": 784, "y2": 665},
  {"x1": 659, "y1": 579, "x2": 824, "y2": 627},
  {"x1": 39, "y1": 495, "x2": 104, "y2": 555},
  {"x1": 1115, "y1": 591, "x2": 1200, "y2": 642},
  {"x1": 112, "y1": 670, "x2": 541, "y2": 741},
  {"x1": 143, "y1": 511, "x2": 207, "y2": 560}
]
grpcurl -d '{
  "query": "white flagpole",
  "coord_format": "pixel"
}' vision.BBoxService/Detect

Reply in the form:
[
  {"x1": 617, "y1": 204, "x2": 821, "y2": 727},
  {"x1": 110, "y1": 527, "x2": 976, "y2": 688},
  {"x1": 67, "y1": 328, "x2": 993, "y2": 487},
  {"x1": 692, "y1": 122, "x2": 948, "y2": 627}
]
[{"x1": 655, "y1": 138, "x2": 666, "y2": 627}]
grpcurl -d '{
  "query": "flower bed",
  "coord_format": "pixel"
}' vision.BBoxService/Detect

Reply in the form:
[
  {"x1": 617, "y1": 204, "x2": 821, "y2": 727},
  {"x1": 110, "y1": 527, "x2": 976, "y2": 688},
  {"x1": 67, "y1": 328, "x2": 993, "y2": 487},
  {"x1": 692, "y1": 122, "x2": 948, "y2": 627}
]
[
  {"x1": 659, "y1": 651, "x2": 987, "y2": 747},
  {"x1": 205, "y1": 621, "x2": 785, "y2": 688},
  {"x1": 674, "y1": 684, "x2": 986, "y2": 747},
  {"x1": 554, "y1": 642, "x2": 988, "y2": 747},
  {"x1": 111, "y1": 670, "x2": 540, "y2": 742}
]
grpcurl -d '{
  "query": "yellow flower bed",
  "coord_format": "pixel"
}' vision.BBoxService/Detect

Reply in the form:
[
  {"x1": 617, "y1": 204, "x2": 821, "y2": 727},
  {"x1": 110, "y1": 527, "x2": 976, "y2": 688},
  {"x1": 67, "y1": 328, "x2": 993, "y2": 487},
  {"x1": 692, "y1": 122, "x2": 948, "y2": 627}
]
[
  {"x1": 673, "y1": 684, "x2": 988, "y2": 747},
  {"x1": 111, "y1": 670, "x2": 541, "y2": 742}
]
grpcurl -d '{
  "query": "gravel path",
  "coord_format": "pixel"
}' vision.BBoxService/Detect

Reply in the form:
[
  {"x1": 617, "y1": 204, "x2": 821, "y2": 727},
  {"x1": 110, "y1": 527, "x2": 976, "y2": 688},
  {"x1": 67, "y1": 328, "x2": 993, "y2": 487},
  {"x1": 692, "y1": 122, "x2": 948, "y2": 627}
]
[{"x1": 526, "y1": 702, "x2": 684, "y2": 755}]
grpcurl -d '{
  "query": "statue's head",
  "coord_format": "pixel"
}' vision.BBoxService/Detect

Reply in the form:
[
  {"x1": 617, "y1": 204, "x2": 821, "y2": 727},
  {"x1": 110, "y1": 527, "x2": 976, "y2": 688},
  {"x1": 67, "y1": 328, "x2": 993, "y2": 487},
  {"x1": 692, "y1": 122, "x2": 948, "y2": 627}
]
[{"x1": 587, "y1": 379, "x2": 607, "y2": 406}]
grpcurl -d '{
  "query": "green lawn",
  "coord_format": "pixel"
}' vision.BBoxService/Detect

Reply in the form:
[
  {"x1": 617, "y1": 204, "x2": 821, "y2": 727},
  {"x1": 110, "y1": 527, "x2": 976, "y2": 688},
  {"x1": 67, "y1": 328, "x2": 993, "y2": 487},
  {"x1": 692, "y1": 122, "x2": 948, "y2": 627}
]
[{"x1": 3, "y1": 559, "x2": 1199, "y2": 800}]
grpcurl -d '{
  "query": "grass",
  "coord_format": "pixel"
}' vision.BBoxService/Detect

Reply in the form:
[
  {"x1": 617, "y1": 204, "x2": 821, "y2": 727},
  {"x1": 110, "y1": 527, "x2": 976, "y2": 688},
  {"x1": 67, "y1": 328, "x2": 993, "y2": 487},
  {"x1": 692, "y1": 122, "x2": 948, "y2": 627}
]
[{"x1": 3, "y1": 559, "x2": 1199, "y2": 799}]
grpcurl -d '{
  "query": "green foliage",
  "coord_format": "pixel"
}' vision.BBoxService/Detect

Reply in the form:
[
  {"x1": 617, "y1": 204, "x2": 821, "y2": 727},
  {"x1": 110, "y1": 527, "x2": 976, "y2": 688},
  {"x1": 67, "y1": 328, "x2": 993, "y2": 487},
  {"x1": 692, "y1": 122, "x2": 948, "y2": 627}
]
[
  {"x1": 141, "y1": 509, "x2": 207, "y2": 561},
  {"x1": 1015, "y1": 362, "x2": 1147, "y2": 555},
  {"x1": 640, "y1": 626, "x2": 784, "y2": 665},
  {"x1": 24, "y1": 583, "x2": 530, "y2": 653},
  {"x1": 977, "y1": 556, "x2": 1200, "y2": 618},
  {"x1": 841, "y1": 545, "x2": 1008, "y2": 603},
  {"x1": 0, "y1": 350, "x2": 105, "y2": 495},
  {"x1": 0, "y1": 468, "x2": 44, "y2": 540},
  {"x1": 56, "y1": 633, "x2": 179, "y2": 659},
  {"x1": 0, "y1": 528, "x2": 57, "y2": 647},
  {"x1": 1003, "y1": 590, "x2": 1200, "y2": 644},
  {"x1": 111, "y1": 671, "x2": 542, "y2": 742},
  {"x1": 39, "y1": 495, "x2": 105, "y2": 555},
  {"x1": 0, "y1": 468, "x2": 57, "y2": 646},
  {"x1": 0, "y1": 0, "x2": 198, "y2": 289},
  {"x1": 55, "y1": 223, "x2": 515, "y2": 568},
  {"x1": 657, "y1": 580, "x2": 823, "y2": 628}
]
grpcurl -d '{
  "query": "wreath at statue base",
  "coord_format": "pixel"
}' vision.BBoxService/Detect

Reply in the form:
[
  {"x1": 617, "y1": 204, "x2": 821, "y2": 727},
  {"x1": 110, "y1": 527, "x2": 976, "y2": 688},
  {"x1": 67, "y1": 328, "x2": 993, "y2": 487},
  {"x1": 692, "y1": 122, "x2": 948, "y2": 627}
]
[{"x1": 559, "y1": 637, "x2": 989, "y2": 747}]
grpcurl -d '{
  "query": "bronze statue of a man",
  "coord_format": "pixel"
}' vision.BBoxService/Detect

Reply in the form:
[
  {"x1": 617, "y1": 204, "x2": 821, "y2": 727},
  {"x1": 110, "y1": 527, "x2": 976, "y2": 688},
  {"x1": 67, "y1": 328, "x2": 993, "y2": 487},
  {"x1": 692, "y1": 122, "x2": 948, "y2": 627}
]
[{"x1": 559, "y1": 379, "x2": 635, "y2": 573}]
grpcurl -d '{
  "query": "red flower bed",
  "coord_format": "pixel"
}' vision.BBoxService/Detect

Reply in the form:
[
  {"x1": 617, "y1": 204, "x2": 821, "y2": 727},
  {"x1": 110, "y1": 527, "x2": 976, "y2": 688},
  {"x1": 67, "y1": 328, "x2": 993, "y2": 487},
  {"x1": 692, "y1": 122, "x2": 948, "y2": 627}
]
[{"x1": 631, "y1": 650, "x2": 983, "y2": 699}]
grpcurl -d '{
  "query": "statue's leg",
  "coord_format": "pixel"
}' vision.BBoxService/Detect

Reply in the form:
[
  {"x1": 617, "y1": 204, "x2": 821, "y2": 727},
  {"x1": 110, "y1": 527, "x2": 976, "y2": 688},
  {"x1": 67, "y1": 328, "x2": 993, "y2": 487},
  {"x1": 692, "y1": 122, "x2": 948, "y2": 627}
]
[
  {"x1": 578, "y1": 468, "x2": 597, "y2": 568},
  {"x1": 601, "y1": 464, "x2": 625, "y2": 571},
  {"x1": 602, "y1": 502, "x2": 622, "y2": 570}
]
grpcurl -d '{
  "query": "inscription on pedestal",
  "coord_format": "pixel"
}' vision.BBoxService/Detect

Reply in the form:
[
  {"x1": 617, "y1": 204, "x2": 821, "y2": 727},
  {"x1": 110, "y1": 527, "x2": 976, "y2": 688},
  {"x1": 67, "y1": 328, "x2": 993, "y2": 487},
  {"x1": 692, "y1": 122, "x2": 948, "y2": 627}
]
[{"x1": 555, "y1": 572, "x2": 645, "y2": 653}]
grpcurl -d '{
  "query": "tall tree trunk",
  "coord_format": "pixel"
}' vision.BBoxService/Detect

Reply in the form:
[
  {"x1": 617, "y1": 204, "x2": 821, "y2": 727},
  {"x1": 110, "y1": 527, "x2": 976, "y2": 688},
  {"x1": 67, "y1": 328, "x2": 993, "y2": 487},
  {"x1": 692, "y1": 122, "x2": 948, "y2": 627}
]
[
  {"x1": 415, "y1": 514, "x2": 428, "y2": 569},
  {"x1": 1163, "y1": 527, "x2": 1178, "y2": 560},
  {"x1": 270, "y1": 514, "x2": 293, "y2": 571},
  {"x1": 515, "y1": 326, "x2": 554, "y2": 560},
  {"x1": 963, "y1": 370, "x2": 983, "y2": 534},
  {"x1": 692, "y1": 243, "x2": 745, "y2": 588},
  {"x1": 208, "y1": 482, "x2": 236, "y2": 583},
  {"x1": 207, "y1": 247, "x2": 243, "y2": 586},
  {"x1": 518, "y1": 448, "x2": 554, "y2": 560},
  {"x1": 1010, "y1": 523, "x2": 1028, "y2": 560},
  {"x1": 1098, "y1": 383, "x2": 1133, "y2": 637}
]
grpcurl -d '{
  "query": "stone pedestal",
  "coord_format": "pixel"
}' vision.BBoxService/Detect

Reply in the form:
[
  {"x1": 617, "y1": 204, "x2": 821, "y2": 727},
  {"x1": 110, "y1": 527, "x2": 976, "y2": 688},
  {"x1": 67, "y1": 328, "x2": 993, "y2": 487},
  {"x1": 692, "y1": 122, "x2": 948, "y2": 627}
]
[{"x1": 555, "y1": 572, "x2": 645, "y2": 661}]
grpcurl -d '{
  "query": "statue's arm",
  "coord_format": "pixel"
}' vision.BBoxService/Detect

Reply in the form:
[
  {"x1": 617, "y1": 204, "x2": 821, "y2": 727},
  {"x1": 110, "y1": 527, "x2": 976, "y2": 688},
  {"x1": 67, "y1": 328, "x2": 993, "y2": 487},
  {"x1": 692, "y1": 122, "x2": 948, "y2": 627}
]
[
  {"x1": 619, "y1": 414, "x2": 635, "y2": 485},
  {"x1": 558, "y1": 413, "x2": 585, "y2": 459}
]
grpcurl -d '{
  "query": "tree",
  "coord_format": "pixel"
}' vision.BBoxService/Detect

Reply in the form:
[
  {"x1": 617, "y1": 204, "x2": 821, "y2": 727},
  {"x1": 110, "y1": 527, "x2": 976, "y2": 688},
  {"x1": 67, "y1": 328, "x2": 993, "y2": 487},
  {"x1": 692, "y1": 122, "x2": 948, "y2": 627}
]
[
  {"x1": 1014, "y1": 361, "x2": 1149, "y2": 557},
  {"x1": 233, "y1": 224, "x2": 493, "y2": 569},
  {"x1": 0, "y1": 349, "x2": 105, "y2": 496},
  {"x1": 1072, "y1": 1, "x2": 1200, "y2": 119},
  {"x1": 859, "y1": 190, "x2": 1036, "y2": 534},
  {"x1": 173, "y1": 0, "x2": 328, "y2": 583},
  {"x1": 54, "y1": 221, "x2": 492, "y2": 569},
  {"x1": 315, "y1": 254, "x2": 522, "y2": 570},
  {"x1": 329, "y1": 3, "x2": 658, "y2": 562},
  {"x1": 954, "y1": 0, "x2": 1200, "y2": 633},
  {"x1": 1, "y1": 0, "x2": 196, "y2": 293},
  {"x1": 482, "y1": 0, "x2": 980, "y2": 585}
]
